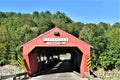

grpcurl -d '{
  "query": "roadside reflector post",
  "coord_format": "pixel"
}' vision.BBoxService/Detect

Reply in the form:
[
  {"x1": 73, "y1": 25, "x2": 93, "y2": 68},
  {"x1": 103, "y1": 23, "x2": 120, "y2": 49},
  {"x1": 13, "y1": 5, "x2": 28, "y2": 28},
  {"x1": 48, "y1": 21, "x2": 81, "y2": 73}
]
[
  {"x1": 17, "y1": 56, "x2": 23, "y2": 68},
  {"x1": 87, "y1": 58, "x2": 91, "y2": 69}
]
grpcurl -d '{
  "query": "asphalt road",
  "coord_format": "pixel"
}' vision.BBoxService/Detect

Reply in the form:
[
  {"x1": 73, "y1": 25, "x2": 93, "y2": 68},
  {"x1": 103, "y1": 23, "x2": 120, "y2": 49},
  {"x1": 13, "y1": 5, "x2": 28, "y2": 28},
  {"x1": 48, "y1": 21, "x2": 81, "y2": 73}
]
[
  {"x1": 30, "y1": 60, "x2": 86, "y2": 80},
  {"x1": 30, "y1": 72, "x2": 87, "y2": 80}
]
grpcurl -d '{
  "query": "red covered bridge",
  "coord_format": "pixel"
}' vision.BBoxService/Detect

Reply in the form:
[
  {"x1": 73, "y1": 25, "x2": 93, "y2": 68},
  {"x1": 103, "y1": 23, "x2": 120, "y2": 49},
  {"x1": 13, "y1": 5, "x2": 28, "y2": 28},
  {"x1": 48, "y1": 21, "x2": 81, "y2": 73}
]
[{"x1": 21, "y1": 27, "x2": 92, "y2": 77}]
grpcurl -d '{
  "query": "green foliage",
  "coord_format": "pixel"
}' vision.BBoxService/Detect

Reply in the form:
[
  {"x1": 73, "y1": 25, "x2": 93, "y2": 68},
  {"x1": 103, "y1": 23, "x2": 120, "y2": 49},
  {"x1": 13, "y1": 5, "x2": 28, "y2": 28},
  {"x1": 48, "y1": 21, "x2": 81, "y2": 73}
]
[
  {"x1": 0, "y1": 11, "x2": 119, "y2": 71},
  {"x1": 100, "y1": 27, "x2": 120, "y2": 70}
]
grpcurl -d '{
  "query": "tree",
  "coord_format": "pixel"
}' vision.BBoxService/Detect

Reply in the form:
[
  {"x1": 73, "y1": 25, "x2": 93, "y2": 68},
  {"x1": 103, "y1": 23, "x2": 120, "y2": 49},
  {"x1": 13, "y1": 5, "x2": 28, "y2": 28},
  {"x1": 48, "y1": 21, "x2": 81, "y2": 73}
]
[
  {"x1": 0, "y1": 27, "x2": 9, "y2": 65},
  {"x1": 112, "y1": 22, "x2": 120, "y2": 28},
  {"x1": 79, "y1": 23, "x2": 97, "y2": 43},
  {"x1": 66, "y1": 22, "x2": 84, "y2": 37}
]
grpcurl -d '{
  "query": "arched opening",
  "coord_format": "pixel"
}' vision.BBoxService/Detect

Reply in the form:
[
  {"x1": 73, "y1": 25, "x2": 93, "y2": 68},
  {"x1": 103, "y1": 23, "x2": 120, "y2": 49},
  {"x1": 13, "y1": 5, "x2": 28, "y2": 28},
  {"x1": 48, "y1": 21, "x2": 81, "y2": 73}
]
[{"x1": 30, "y1": 47, "x2": 83, "y2": 76}]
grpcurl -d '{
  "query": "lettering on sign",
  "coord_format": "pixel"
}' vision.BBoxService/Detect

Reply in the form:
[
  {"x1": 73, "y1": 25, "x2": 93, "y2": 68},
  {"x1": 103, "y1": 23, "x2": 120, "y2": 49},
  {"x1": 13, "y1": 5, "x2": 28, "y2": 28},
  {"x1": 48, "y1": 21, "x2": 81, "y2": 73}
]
[
  {"x1": 43, "y1": 38, "x2": 69, "y2": 42},
  {"x1": 43, "y1": 38, "x2": 69, "y2": 45}
]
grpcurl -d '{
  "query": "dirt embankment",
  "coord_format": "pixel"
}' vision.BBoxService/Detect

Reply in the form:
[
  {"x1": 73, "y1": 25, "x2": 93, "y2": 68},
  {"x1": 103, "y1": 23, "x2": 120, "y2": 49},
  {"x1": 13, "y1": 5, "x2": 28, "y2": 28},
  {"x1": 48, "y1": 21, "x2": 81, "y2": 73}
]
[
  {"x1": 0, "y1": 65, "x2": 25, "y2": 76},
  {"x1": 94, "y1": 68, "x2": 120, "y2": 80}
]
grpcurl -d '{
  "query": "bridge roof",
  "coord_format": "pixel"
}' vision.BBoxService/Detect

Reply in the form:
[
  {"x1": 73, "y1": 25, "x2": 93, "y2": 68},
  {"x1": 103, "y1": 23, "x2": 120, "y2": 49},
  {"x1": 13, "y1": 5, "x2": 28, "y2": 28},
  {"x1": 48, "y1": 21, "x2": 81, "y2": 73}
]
[{"x1": 21, "y1": 27, "x2": 93, "y2": 55}]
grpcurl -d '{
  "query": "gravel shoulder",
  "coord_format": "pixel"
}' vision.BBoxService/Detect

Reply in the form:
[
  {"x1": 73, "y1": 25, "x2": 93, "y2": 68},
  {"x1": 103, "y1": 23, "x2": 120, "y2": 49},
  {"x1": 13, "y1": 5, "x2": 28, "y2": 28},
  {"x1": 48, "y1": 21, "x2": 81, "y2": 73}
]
[
  {"x1": 0, "y1": 65, "x2": 25, "y2": 76},
  {"x1": 0, "y1": 65, "x2": 25, "y2": 80}
]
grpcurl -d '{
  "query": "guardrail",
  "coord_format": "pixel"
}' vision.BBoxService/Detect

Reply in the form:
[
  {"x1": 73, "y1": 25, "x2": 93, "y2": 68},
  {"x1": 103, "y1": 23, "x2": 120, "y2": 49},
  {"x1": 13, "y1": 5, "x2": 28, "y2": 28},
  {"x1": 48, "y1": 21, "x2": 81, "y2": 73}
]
[
  {"x1": 85, "y1": 72, "x2": 101, "y2": 80},
  {"x1": 0, "y1": 72, "x2": 28, "y2": 80}
]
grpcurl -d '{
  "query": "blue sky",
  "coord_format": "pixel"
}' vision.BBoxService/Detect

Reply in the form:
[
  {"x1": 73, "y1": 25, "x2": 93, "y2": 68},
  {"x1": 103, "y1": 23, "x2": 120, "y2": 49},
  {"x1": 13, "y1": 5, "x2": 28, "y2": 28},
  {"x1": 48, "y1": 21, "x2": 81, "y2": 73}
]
[{"x1": 0, "y1": 0, "x2": 119, "y2": 24}]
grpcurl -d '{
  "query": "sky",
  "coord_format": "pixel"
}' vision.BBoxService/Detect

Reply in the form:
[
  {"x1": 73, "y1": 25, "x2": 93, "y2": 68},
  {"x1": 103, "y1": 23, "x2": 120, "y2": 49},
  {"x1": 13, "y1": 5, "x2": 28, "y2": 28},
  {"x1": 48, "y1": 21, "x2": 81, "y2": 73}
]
[{"x1": 0, "y1": 0, "x2": 119, "y2": 24}]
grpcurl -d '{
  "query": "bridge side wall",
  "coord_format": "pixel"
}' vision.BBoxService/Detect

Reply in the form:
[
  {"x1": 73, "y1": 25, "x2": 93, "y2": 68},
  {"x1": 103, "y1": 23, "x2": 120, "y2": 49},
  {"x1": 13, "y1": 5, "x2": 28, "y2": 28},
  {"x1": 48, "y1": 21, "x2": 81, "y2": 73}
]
[
  {"x1": 23, "y1": 52, "x2": 38, "y2": 76},
  {"x1": 79, "y1": 46, "x2": 90, "y2": 77}
]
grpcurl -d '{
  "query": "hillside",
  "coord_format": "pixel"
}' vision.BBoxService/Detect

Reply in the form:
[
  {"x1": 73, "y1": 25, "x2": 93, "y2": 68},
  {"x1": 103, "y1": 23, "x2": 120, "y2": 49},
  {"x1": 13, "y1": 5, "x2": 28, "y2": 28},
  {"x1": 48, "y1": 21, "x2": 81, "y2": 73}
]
[{"x1": 0, "y1": 11, "x2": 120, "y2": 71}]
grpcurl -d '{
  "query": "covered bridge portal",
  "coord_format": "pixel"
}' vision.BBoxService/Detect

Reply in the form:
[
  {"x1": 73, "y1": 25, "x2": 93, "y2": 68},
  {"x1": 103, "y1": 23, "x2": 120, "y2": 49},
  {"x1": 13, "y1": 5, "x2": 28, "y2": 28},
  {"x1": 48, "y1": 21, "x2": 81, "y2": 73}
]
[{"x1": 21, "y1": 27, "x2": 92, "y2": 77}]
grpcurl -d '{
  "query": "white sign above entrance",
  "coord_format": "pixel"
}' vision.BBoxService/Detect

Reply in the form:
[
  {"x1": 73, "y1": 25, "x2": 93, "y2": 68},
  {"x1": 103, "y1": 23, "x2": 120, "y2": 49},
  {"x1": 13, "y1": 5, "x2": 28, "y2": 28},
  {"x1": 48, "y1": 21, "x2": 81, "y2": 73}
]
[{"x1": 43, "y1": 38, "x2": 69, "y2": 42}]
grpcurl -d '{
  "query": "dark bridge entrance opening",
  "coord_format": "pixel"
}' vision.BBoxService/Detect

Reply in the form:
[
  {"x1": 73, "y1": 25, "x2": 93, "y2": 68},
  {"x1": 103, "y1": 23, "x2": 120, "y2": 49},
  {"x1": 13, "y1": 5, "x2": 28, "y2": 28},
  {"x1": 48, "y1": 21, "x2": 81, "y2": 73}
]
[{"x1": 31, "y1": 47, "x2": 83, "y2": 76}]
